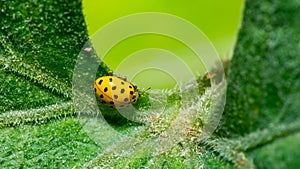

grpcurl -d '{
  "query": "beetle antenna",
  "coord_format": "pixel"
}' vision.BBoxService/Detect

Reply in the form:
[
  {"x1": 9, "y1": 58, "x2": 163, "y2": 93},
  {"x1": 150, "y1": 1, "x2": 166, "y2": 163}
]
[{"x1": 139, "y1": 87, "x2": 151, "y2": 95}]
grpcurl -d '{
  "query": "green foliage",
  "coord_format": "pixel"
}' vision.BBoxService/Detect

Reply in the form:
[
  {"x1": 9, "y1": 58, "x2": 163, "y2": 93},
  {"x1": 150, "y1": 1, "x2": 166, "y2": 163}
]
[
  {"x1": 1, "y1": 0, "x2": 299, "y2": 168},
  {"x1": 251, "y1": 133, "x2": 300, "y2": 169},
  {"x1": 219, "y1": 0, "x2": 300, "y2": 136},
  {"x1": 215, "y1": 0, "x2": 300, "y2": 168},
  {"x1": 0, "y1": 0, "x2": 101, "y2": 168},
  {"x1": 0, "y1": 71, "x2": 65, "y2": 112},
  {"x1": 0, "y1": 117, "x2": 100, "y2": 168}
]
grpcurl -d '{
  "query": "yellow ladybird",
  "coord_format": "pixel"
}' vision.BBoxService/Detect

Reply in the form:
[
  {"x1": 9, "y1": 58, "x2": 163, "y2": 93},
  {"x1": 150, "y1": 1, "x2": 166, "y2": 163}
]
[{"x1": 94, "y1": 71, "x2": 140, "y2": 109}]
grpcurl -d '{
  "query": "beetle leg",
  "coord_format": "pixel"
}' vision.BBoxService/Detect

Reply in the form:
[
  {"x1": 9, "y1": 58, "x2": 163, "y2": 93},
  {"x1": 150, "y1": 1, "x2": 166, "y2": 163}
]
[{"x1": 108, "y1": 71, "x2": 113, "y2": 76}]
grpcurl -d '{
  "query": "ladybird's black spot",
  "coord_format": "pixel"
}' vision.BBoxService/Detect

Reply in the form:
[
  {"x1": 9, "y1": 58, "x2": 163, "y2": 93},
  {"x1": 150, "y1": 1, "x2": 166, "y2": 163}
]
[
  {"x1": 121, "y1": 81, "x2": 125, "y2": 85},
  {"x1": 110, "y1": 101, "x2": 114, "y2": 104},
  {"x1": 104, "y1": 87, "x2": 108, "y2": 92},
  {"x1": 109, "y1": 78, "x2": 112, "y2": 82},
  {"x1": 98, "y1": 79, "x2": 103, "y2": 85},
  {"x1": 130, "y1": 91, "x2": 134, "y2": 95},
  {"x1": 94, "y1": 88, "x2": 96, "y2": 92},
  {"x1": 132, "y1": 99, "x2": 136, "y2": 103},
  {"x1": 120, "y1": 88, "x2": 125, "y2": 94},
  {"x1": 132, "y1": 95, "x2": 136, "y2": 99},
  {"x1": 124, "y1": 98, "x2": 129, "y2": 102},
  {"x1": 129, "y1": 85, "x2": 133, "y2": 88},
  {"x1": 112, "y1": 86, "x2": 117, "y2": 90},
  {"x1": 100, "y1": 94, "x2": 104, "y2": 98},
  {"x1": 114, "y1": 95, "x2": 118, "y2": 99}
]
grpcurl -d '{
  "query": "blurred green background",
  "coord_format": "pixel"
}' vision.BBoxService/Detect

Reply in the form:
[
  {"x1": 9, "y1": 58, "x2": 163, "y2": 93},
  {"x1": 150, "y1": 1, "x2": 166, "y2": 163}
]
[{"x1": 83, "y1": 0, "x2": 244, "y2": 89}]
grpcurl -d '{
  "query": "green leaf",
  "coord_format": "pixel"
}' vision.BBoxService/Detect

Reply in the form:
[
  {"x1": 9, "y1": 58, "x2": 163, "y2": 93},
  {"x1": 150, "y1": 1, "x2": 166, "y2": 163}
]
[
  {"x1": 0, "y1": 0, "x2": 100, "y2": 168},
  {"x1": 251, "y1": 133, "x2": 300, "y2": 169},
  {"x1": 1, "y1": 0, "x2": 300, "y2": 168},
  {"x1": 215, "y1": 0, "x2": 300, "y2": 168}
]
